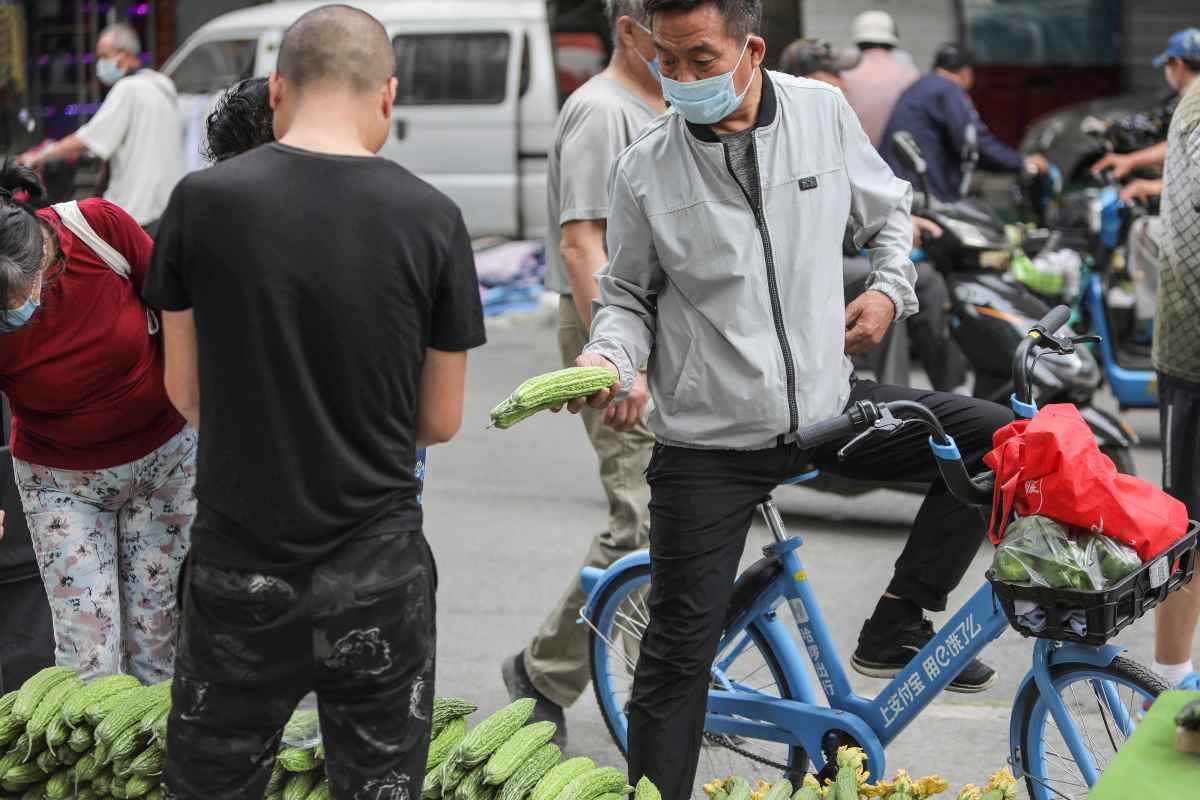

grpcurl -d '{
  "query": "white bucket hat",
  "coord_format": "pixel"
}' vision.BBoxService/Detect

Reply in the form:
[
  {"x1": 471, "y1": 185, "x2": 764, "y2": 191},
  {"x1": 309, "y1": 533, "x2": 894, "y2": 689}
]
[{"x1": 852, "y1": 10, "x2": 900, "y2": 47}]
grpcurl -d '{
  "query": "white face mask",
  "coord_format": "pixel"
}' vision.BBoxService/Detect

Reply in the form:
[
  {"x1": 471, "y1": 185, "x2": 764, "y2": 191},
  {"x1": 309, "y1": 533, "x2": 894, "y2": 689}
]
[
  {"x1": 657, "y1": 38, "x2": 753, "y2": 125},
  {"x1": 96, "y1": 57, "x2": 127, "y2": 87}
]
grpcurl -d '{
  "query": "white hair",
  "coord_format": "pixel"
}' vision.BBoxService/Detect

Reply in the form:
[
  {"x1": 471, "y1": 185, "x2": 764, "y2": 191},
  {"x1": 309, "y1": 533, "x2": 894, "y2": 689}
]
[{"x1": 101, "y1": 22, "x2": 141, "y2": 56}]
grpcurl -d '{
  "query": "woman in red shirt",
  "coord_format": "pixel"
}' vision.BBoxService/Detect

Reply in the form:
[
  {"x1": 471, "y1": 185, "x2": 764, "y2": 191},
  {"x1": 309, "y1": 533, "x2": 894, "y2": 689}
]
[{"x1": 0, "y1": 162, "x2": 194, "y2": 682}]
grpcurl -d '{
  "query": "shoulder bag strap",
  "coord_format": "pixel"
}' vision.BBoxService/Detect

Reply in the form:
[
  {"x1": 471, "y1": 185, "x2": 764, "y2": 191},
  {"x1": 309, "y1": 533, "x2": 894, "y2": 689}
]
[{"x1": 51, "y1": 201, "x2": 159, "y2": 334}]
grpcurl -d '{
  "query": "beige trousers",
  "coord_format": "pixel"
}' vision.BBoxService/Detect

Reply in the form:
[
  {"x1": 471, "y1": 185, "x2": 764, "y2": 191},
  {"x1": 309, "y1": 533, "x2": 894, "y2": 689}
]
[{"x1": 523, "y1": 296, "x2": 654, "y2": 707}]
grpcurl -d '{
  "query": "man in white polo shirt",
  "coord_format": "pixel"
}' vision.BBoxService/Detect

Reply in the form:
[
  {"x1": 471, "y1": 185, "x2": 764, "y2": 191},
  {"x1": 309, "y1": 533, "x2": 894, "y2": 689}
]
[{"x1": 19, "y1": 22, "x2": 182, "y2": 237}]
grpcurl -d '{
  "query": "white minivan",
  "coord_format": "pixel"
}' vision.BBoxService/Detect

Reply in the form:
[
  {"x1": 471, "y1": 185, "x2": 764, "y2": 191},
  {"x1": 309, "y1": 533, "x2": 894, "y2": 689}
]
[{"x1": 163, "y1": 0, "x2": 558, "y2": 239}]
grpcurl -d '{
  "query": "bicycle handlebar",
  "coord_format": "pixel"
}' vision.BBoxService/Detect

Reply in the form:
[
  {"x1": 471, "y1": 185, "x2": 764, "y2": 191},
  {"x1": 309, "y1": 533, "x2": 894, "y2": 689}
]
[
  {"x1": 1013, "y1": 304, "x2": 1072, "y2": 407},
  {"x1": 793, "y1": 307, "x2": 1073, "y2": 506},
  {"x1": 1033, "y1": 305, "x2": 1070, "y2": 336},
  {"x1": 794, "y1": 401, "x2": 880, "y2": 449},
  {"x1": 797, "y1": 399, "x2": 996, "y2": 507}
]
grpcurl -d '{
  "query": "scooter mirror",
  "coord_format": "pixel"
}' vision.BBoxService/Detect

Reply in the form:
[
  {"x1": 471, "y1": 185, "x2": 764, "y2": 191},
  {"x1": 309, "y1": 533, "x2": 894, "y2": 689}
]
[{"x1": 891, "y1": 131, "x2": 927, "y2": 176}]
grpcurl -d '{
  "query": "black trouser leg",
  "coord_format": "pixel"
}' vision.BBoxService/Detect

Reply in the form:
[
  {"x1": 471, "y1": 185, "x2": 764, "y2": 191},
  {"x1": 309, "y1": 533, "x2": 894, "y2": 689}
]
[
  {"x1": 626, "y1": 445, "x2": 789, "y2": 800},
  {"x1": 909, "y1": 265, "x2": 968, "y2": 393},
  {"x1": 1159, "y1": 372, "x2": 1200, "y2": 519},
  {"x1": 313, "y1": 532, "x2": 437, "y2": 798},
  {"x1": 0, "y1": 573, "x2": 54, "y2": 691},
  {"x1": 812, "y1": 380, "x2": 1013, "y2": 611},
  {"x1": 165, "y1": 529, "x2": 437, "y2": 800},
  {"x1": 164, "y1": 557, "x2": 310, "y2": 799}
]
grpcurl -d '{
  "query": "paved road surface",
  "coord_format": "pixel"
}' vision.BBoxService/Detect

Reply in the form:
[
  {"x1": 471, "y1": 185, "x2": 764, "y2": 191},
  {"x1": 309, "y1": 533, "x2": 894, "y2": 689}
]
[{"x1": 424, "y1": 309, "x2": 1192, "y2": 797}]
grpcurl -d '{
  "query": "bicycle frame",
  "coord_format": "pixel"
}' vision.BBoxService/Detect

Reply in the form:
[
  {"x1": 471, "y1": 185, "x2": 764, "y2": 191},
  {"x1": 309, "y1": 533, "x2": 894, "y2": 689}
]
[
  {"x1": 703, "y1": 500, "x2": 1126, "y2": 781},
  {"x1": 581, "y1": 503, "x2": 1130, "y2": 787},
  {"x1": 580, "y1": 367, "x2": 1136, "y2": 787},
  {"x1": 706, "y1": 502, "x2": 1009, "y2": 777}
]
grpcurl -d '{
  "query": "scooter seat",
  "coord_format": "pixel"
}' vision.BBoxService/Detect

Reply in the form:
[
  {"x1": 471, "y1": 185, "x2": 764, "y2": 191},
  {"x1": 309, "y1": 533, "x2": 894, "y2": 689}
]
[{"x1": 1114, "y1": 345, "x2": 1154, "y2": 372}]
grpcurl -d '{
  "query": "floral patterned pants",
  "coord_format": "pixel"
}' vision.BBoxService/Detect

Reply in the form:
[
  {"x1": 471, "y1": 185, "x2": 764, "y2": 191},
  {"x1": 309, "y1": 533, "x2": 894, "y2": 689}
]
[{"x1": 12, "y1": 426, "x2": 198, "y2": 683}]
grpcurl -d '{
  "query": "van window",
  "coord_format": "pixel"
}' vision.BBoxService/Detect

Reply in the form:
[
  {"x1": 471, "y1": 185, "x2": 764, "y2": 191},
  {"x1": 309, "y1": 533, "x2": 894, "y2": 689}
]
[
  {"x1": 393, "y1": 33, "x2": 510, "y2": 105},
  {"x1": 961, "y1": 0, "x2": 1120, "y2": 66},
  {"x1": 170, "y1": 39, "x2": 258, "y2": 94}
]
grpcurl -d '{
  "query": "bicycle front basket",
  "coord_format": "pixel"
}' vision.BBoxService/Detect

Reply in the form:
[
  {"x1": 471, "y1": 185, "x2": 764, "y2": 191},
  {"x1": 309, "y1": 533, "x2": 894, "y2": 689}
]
[{"x1": 986, "y1": 520, "x2": 1199, "y2": 645}]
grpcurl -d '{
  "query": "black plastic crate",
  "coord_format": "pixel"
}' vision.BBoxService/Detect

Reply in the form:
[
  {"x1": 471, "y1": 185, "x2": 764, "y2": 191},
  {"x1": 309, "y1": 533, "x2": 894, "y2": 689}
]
[{"x1": 986, "y1": 521, "x2": 1199, "y2": 645}]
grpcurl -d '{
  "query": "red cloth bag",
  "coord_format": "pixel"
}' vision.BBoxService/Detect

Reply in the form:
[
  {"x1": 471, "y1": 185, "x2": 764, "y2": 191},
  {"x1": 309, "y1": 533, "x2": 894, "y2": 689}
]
[{"x1": 983, "y1": 403, "x2": 1189, "y2": 561}]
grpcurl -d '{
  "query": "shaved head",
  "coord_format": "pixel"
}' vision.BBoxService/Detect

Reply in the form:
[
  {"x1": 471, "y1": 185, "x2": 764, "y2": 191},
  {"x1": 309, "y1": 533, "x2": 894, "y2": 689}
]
[{"x1": 277, "y1": 4, "x2": 395, "y2": 94}]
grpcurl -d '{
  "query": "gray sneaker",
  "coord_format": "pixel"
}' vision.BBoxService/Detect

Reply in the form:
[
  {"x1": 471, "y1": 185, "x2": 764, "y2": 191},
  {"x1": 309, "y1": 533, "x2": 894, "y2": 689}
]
[{"x1": 502, "y1": 651, "x2": 567, "y2": 747}]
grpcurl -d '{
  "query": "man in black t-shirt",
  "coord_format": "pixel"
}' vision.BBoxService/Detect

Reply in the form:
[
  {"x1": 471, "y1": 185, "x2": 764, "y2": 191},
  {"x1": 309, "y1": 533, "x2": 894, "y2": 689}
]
[{"x1": 144, "y1": 6, "x2": 485, "y2": 798}]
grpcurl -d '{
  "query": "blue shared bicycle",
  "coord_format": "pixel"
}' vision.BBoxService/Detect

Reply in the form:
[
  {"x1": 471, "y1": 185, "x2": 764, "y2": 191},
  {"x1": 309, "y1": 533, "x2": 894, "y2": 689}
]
[{"x1": 580, "y1": 306, "x2": 1198, "y2": 799}]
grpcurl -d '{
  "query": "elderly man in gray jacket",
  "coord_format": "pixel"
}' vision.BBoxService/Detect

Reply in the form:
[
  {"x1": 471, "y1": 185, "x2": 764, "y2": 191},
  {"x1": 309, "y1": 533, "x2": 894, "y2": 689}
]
[{"x1": 564, "y1": 1, "x2": 1012, "y2": 797}]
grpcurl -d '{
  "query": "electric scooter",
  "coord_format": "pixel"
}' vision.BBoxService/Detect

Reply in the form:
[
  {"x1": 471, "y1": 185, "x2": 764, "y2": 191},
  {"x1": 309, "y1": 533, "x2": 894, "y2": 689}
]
[
  {"x1": 889, "y1": 132, "x2": 1138, "y2": 473},
  {"x1": 1035, "y1": 174, "x2": 1160, "y2": 410}
]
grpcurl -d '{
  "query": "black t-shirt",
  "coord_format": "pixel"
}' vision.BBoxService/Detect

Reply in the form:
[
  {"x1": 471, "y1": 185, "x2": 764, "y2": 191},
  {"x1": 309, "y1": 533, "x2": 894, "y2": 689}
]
[{"x1": 145, "y1": 143, "x2": 485, "y2": 569}]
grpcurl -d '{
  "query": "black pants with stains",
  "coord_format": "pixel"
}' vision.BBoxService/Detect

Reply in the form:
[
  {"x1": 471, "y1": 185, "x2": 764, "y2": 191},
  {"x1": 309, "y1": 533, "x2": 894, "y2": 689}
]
[
  {"x1": 625, "y1": 381, "x2": 1012, "y2": 800},
  {"x1": 163, "y1": 529, "x2": 437, "y2": 800}
]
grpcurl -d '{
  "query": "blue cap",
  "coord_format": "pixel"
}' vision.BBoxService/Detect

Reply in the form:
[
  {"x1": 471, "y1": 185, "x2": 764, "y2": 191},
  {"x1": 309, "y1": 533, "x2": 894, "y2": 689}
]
[{"x1": 1153, "y1": 28, "x2": 1200, "y2": 68}]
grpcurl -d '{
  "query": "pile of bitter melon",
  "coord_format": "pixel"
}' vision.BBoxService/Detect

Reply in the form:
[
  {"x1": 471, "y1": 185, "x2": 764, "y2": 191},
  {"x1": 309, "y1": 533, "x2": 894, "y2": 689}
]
[
  {"x1": 0, "y1": 666, "x2": 330, "y2": 800},
  {"x1": 0, "y1": 672, "x2": 659, "y2": 800},
  {"x1": 423, "y1": 698, "x2": 658, "y2": 800},
  {"x1": 0, "y1": 666, "x2": 169, "y2": 800}
]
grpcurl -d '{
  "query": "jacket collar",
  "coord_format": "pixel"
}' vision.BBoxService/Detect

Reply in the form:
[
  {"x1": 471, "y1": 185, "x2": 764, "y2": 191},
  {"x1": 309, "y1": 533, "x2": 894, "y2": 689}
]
[{"x1": 685, "y1": 67, "x2": 777, "y2": 143}]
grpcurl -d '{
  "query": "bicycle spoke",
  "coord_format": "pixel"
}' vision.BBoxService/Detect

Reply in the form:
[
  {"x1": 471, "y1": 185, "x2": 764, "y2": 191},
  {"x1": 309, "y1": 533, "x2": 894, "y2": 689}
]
[
  {"x1": 1064, "y1": 682, "x2": 1106, "y2": 771},
  {"x1": 1025, "y1": 767, "x2": 1086, "y2": 799},
  {"x1": 613, "y1": 607, "x2": 647, "y2": 637},
  {"x1": 630, "y1": 593, "x2": 651, "y2": 627},
  {"x1": 731, "y1": 660, "x2": 771, "y2": 685},
  {"x1": 1040, "y1": 748, "x2": 1087, "y2": 779},
  {"x1": 610, "y1": 617, "x2": 645, "y2": 646},
  {"x1": 1090, "y1": 680, "x2": 1123, "y2": 753},
  {"x1": 716, "y1": 633, "x2": 756, "y2": 672}
]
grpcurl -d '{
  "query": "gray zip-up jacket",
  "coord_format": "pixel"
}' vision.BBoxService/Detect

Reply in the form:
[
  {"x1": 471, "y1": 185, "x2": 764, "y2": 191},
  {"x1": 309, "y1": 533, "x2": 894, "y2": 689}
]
[{"x1": 584, "y1": 70, "x2": 918, "y2": 450}]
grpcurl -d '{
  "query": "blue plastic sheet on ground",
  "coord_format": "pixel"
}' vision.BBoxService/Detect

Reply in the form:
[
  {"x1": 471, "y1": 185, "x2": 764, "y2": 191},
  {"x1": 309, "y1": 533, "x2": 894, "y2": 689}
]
[{"x1": 475, "y1": 240, "x2": 546, "y2": 317}]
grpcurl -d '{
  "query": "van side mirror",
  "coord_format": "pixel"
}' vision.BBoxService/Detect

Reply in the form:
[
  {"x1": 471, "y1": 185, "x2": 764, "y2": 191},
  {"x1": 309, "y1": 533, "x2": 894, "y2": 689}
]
[{"x1": 891, "y1": 131, "x2": 927, "y2": 176}]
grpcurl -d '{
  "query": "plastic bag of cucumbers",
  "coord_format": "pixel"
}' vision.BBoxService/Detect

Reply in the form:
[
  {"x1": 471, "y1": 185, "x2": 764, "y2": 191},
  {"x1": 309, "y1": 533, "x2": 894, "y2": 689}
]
[{"x1": 991, "y1": 514, "x2": 1140, "y2": 591}]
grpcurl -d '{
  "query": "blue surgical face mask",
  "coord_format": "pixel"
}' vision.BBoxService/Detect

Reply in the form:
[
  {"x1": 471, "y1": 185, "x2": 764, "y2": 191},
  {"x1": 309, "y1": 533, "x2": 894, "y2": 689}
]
[
  {"x1": 2, "y1": 293, "x2": 39, "y2": 334},
  {"x1": 96, "y1": 57, "x2": 127, "y2": 87},
  {"x1": 632, "y1": 20, "x2": 660, "y2": 77},
  {"x1": 658, "y1": 38, "x2": 753, "y2": 125}
]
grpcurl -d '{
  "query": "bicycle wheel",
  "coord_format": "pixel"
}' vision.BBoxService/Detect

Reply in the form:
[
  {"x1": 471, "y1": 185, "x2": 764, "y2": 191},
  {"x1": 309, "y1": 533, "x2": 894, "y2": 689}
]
[
  {"x1": 587, "y1": 564, "x2": 807, "y2": 791},
  {"x1": 1018, "y1": 655, "x2": 1167, "y2": 800}
]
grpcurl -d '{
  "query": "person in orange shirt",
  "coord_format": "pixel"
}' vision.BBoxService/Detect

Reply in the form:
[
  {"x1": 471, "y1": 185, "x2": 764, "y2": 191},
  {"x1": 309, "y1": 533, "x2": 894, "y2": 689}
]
[{"x1": 840, "y1": 10, "x2": 919, "y2": 148}]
